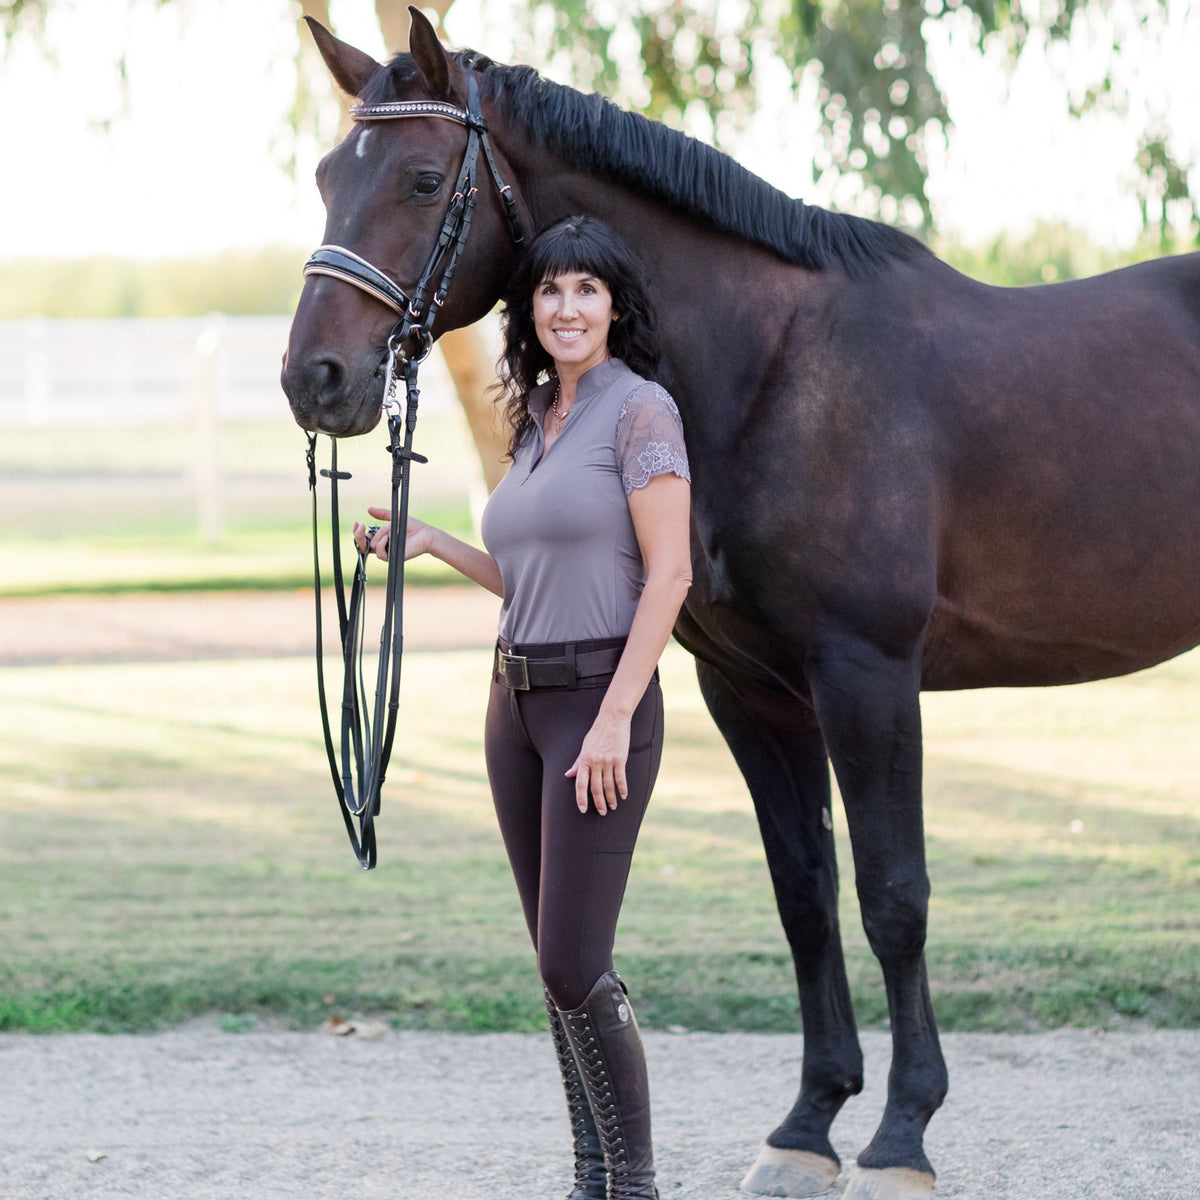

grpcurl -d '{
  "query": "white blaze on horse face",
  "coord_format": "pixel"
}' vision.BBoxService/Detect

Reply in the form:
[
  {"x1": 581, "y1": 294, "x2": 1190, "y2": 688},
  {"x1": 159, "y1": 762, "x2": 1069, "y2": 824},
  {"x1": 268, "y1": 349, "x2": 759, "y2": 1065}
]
[{"x1": 355, "y1": 128, "x2": 372, "y2": 158}]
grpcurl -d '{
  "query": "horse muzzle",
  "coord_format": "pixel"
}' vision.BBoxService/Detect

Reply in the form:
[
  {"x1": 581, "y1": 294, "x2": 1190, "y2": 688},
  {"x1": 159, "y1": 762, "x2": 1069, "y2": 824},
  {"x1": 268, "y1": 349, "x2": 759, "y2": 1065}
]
[{"x1": 280, "y1": 347, "x2": 386, "y2": 438}]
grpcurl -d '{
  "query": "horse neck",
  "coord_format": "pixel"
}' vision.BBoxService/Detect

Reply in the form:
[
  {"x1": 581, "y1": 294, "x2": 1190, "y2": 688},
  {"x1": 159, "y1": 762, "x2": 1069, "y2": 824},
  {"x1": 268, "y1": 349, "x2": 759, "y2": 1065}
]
[{"x1": 510, "y1": 161, "x2": 812, "y2": 450}]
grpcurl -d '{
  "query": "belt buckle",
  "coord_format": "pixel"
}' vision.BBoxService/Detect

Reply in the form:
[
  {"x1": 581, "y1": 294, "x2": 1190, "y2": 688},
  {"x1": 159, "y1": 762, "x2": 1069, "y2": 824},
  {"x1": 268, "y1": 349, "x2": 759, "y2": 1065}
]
[{"x1": 498, "y1": 650, "x2": 531, "y2": 690}]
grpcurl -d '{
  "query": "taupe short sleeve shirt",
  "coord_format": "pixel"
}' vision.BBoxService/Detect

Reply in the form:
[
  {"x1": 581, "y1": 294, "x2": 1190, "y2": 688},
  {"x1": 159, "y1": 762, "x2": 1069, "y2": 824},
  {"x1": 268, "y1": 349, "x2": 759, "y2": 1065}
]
[{"x1": 480, "y1": 358, "x2": 690, "y2": 645}]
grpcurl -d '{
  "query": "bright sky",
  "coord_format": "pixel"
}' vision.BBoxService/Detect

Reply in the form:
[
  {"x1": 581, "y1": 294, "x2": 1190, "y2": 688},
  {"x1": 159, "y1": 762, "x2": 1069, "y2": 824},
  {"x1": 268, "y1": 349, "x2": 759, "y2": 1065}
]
[{"x1": 1, "y1": 0, "x2": 1196, "y2": 262}]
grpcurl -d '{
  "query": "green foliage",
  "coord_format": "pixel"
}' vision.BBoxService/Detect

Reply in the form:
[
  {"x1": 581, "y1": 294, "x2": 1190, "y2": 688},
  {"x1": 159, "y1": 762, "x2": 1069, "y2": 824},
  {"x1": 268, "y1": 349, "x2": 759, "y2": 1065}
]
[
  {"x1": 515, "y1": 0, "x2": 1192, "y2": 234},
  {"x1": 933, "y1": 219, "x2": 1187, "y2": 285},
  {"x1": 0, "y1": 247, "x2": 307, "y2": 318},
  {"x1": 528, "y1": 0, "x2": 954, "y2": 224},
  {"x1": 7, "y1": 0, "x2": 1195, "y2": 239},
  {"x1": 1137, "y1": 127, "x2": 1194, "y2": 251},
  {"x1": 0, "y1": 0, "x2": 47, "y2": 43}
]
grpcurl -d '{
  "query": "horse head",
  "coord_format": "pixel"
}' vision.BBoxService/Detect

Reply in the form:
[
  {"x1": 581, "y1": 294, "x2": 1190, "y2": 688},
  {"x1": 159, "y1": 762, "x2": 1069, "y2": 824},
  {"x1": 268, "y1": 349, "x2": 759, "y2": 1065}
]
[{"x1": 281, "y1": 9, "x2": 522, "y2": 437}]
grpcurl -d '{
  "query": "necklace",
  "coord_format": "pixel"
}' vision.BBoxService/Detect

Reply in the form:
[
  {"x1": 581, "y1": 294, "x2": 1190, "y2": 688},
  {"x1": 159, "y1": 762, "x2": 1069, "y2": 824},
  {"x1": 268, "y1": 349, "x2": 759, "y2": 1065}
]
[{"x1": 550, "y1": 381, "x2": 571, "y2": 426}]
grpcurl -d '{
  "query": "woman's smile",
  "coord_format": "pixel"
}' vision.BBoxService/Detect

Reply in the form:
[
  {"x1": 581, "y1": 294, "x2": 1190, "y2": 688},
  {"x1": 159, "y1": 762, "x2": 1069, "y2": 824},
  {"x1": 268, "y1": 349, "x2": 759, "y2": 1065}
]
[{"x1": 533, "y1": 272, "x2": 616, "y2": 378}]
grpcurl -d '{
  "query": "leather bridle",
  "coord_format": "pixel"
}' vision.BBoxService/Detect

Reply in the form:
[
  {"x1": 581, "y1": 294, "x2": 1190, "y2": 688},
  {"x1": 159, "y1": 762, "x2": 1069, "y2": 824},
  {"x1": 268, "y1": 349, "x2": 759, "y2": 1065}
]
[{"x1": 303, "y1": 74, "x2": 523, "y2": 868}]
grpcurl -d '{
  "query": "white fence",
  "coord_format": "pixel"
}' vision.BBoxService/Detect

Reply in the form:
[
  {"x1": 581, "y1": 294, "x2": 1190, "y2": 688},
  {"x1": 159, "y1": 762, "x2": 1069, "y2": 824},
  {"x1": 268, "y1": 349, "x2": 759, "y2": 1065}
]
[
  {"x1": 0, "y1": 315, "x2": 453, "y2": 429},
  {"x1": 0, "y1": 316, "x2": 467, "y2": 542}
]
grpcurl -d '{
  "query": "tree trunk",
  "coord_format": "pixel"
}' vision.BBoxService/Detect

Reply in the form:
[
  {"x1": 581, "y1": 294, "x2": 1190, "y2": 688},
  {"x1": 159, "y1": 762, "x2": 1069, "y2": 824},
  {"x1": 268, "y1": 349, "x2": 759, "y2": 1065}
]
[
  {"x1": 372, "y1": 0, "x2": 454, "y2": 49},
  {"x1": 438, "y1": 325, "x2": 507, "y2": 492},
  {"x1": 372, "y1": 0, "x2": 411, "y2": 53},
  {"x1": 298, "y1": 0, "x2": 349, "y2": 128}
]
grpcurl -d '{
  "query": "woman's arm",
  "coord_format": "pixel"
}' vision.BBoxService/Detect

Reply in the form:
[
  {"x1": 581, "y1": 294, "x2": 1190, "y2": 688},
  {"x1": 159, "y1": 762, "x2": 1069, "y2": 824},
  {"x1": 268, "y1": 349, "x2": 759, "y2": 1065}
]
[
  {"x1": 354, "y1": 505, "x2": 504, "y2": 597},
  {"x1": 566, "y1": 472, "x2": 692, "y2": 814}
]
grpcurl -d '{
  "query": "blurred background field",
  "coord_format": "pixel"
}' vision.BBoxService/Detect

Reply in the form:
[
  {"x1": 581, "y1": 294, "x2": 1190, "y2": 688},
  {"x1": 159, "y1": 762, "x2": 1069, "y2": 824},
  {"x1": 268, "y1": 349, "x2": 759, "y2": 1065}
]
[
  {"x1": 2, "y1": 0, "x2": 1198, "y2": 1038},
  {"x1": 0, "y1": 312, "x2": 488, "y2": 594},
  {"x1": 0, "y1": 273, "x2": 1198, "y2": 1038},
  {"x1": 1, "y1": 620, "x2": 1198, "y2": 1036}
]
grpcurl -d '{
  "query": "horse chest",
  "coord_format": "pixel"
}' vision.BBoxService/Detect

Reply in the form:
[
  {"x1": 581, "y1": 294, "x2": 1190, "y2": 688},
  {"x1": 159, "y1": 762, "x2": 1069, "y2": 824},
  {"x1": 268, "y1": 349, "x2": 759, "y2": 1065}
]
[{"x1": 677, "y1": 504, "x2": 814, "y2": 680}]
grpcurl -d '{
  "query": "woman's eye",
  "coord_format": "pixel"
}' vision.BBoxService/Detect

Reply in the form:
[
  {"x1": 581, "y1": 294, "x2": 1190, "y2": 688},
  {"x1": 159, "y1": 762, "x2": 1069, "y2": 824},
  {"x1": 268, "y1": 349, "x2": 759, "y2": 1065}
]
[{"x1": 414, "y1": 174, "x2": 442, "y2": 196}]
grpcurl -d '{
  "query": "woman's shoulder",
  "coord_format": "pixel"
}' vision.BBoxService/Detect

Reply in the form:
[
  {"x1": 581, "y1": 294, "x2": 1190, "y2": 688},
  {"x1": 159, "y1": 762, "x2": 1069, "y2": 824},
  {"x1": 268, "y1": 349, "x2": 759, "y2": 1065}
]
[
  {"x1": 606, "y1": 360, "x2": 676, "y2": 412},
  {"x1": 612, "y1": 369, "x2": 690, "y2": 494},
  {"x1": 618, "y1": 382, "x2": 681, "y2": 428}
]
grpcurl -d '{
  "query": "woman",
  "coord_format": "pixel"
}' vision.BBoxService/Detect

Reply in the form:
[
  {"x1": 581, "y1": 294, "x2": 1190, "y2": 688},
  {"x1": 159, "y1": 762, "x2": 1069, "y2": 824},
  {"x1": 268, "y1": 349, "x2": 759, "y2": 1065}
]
[{"x1": 355, "y1": 215, "x2": 691, "y2": 1200}]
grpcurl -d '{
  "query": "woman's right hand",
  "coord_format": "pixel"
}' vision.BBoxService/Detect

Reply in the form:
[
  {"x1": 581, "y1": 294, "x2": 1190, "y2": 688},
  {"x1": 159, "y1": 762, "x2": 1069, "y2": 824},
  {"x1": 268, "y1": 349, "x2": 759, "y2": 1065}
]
[
  {"x1": 354, "y1": 505, "x2": 504, "y2": 596},
  {"x1": 353, "y1": 505, "x2": 436, "y2": 562}
]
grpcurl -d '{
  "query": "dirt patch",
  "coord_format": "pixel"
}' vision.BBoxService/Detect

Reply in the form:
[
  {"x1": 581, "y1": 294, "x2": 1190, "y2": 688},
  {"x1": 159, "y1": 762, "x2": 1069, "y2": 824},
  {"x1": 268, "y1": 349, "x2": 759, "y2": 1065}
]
[{"x1": 0, "y1": 586, "x2": 500, "y2": 666}]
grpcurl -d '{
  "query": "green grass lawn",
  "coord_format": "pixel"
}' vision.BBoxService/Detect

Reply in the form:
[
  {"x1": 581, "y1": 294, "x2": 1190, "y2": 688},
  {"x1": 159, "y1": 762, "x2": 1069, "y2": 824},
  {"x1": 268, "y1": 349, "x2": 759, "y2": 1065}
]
[
  {"x1": 1, "y1": 413, "x2": 1197, "y2": 1033},
  {"x1": 1, "y1": 637, "x2": 1197, "y2": 1034}
]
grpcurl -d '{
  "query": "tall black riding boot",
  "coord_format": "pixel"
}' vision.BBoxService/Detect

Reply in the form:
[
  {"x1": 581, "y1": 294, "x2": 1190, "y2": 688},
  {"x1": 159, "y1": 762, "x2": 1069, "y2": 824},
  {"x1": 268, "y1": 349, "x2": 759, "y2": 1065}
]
[
  {"x1": 558, "y1": 972, "x2": 658, "y2": 1200},
  {"x1": 546, "y1": 991, "x2": 608, "y2": 1200}
]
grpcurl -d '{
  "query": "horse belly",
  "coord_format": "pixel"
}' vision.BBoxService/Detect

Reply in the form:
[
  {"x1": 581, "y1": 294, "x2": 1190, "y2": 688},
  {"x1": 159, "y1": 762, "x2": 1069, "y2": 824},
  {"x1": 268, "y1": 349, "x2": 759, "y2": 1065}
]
[
  {"x1": 925, "y1": 442, "x2": 1200, "y2": 689},
  {"x1": 921, "y1": 605, "x2": 1200, "y2": 691},
  {"x1": 918, "y1": 260, "x2": 1200, "y2": 690},
  {"x1": 925, "y1": 465, "x2": 1200, "y2": 690}
]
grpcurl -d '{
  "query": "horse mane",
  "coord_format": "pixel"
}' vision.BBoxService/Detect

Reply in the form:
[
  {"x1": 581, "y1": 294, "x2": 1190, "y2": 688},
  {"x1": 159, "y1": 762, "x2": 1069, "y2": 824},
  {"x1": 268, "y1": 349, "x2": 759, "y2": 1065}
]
[{"x1": 361, "y1": 50, "x2": 929, "y2": 277}]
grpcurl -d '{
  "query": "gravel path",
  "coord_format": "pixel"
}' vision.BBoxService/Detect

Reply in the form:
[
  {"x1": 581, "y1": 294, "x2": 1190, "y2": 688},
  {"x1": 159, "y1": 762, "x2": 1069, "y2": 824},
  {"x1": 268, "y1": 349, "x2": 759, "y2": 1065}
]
[{"x1": 1, "y1": 1025, "x2": 1197, "y2": 1200}]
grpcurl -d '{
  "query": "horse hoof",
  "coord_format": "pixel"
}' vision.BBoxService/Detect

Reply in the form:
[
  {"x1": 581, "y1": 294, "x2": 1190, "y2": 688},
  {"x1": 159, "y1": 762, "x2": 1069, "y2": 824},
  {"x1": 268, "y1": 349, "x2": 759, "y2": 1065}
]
[
  {"x1": 739, "y1": 1145, "x2": 841, "y2": 1196},
  {"x1": 841, "y1": 1166, "x2": 935, "y2": 1200}
]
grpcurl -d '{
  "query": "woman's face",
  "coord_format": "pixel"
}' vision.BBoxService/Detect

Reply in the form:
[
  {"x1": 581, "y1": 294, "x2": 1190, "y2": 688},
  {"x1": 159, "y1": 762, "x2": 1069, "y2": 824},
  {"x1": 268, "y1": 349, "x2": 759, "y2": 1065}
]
[{"x1": 532, "y1": 271, "x2": 616, "y2": 378}]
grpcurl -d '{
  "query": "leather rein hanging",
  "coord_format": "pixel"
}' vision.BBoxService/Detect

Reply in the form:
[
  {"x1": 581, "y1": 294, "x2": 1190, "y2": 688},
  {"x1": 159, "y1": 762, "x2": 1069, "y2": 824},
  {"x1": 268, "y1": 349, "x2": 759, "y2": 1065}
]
[{"x1": 302, "y1": 75, "x2": 524, "y2": 869}]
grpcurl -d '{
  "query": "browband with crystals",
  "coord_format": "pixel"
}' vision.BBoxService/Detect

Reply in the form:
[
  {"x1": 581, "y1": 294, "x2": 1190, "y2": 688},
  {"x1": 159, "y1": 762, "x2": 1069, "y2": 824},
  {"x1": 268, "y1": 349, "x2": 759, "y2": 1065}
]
[{"x1": 349, "y1": 99, "x2": 486, "y2": 129}]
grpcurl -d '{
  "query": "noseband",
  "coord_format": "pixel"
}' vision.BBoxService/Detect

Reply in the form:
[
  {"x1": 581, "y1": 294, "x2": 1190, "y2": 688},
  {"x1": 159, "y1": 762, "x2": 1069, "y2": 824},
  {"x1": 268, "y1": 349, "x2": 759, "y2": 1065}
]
[{"x1": 303, "y1": 74, "x2": 524, "y2": 869}]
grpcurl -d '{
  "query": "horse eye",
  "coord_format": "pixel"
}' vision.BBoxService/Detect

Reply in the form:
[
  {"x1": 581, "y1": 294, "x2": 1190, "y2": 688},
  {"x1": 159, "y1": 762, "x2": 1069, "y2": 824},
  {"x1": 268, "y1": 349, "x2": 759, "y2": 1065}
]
[{"x1": 414, "y1": 174, "x2": 443, "y2": 196}]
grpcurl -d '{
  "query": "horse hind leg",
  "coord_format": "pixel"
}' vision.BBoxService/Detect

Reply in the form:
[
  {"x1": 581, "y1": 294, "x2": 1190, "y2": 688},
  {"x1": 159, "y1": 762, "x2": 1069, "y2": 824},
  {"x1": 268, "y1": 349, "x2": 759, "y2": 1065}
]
[{"x1": 695, "y1": 662, "x2": 862, "y2": 1197}]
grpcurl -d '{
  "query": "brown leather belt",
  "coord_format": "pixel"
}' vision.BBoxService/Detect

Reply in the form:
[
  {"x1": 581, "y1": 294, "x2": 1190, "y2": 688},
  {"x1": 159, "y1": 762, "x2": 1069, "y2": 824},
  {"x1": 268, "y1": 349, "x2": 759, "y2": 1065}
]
[{"x1": 493, "y1": 637, "x2": 627, "y2": 690}]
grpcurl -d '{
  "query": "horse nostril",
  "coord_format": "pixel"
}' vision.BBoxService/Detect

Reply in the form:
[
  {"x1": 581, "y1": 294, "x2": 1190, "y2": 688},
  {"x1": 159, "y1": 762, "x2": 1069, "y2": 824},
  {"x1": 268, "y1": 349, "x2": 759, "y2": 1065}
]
[
  {"x1": 305, "y1": 355, "x2": 346, "y2": 408},
  {"x1": 282, "y1": 348, "x2": 373, "y2": 435}
]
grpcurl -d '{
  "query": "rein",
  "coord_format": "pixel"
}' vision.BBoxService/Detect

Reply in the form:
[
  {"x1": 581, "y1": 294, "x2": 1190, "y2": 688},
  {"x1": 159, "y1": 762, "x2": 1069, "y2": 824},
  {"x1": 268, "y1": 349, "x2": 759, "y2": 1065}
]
[{"x1": 303, "y1": 75, "x2": 523, "y2": 869}]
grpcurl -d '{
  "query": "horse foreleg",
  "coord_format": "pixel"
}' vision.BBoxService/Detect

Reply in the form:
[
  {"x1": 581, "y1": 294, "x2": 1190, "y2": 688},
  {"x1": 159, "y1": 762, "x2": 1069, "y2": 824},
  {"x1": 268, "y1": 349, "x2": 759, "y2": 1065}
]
[
  {"x1": 809, "y1": 632, "x2": 947, "y2": 1200},
  {"x1": 695, "y1": 661, "x2": 862, "y2": 1197}
]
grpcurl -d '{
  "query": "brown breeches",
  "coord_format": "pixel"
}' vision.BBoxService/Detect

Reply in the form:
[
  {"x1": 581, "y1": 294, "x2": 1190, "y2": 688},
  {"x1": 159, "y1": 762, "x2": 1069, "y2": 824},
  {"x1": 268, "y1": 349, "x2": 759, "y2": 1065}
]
[{"x1": 484, "y1": 673, "x2": 663, "y2": 1011}]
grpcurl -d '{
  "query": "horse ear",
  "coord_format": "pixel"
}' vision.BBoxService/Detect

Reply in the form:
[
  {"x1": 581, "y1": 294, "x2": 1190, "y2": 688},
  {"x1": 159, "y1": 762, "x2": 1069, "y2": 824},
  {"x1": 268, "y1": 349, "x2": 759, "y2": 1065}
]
[
  {"x1": 407, "y1": 6, "x2": 452, "y2": 99},
  {"x1": 303, "y1": 16, "x2": 381, "y2": 99}
]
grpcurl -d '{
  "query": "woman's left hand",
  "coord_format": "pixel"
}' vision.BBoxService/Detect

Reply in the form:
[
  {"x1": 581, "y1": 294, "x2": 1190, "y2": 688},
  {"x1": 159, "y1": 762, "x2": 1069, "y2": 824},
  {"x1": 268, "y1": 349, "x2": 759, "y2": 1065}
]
[{"x1": 565, "y1": 713, "x2": 631, "y2": 816}]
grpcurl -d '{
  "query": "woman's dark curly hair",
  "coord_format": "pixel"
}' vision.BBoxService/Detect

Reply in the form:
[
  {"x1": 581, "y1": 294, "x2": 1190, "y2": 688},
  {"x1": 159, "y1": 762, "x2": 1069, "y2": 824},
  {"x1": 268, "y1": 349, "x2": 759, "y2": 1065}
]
[{"x1": 494, "y1": 215, "x2": 662, "y2": 457}]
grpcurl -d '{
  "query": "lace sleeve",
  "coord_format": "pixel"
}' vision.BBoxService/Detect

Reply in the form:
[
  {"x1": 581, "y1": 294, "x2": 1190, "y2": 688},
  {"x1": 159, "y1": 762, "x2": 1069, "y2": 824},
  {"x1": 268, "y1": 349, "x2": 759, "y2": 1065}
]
[{"x1": 615, "y1": 383, "x2": 691, "y2": 496}]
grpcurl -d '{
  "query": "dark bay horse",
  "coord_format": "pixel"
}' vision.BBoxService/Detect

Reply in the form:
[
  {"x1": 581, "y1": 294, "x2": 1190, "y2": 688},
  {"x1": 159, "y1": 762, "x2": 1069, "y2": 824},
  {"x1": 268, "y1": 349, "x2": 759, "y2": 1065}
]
[{"x1": 281, "y1": 11, "x2": 1200, "y2": 1199}]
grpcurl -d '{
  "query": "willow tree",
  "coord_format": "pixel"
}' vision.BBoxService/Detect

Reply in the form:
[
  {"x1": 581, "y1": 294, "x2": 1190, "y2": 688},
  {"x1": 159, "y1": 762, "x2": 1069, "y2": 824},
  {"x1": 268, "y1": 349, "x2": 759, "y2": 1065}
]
[
  {"x1": 6, "y1": 0, "x2": 1195, "y2": 478},
  {"x1": 516, "y1": 0, "x2": 1195, "y2": 237}
]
